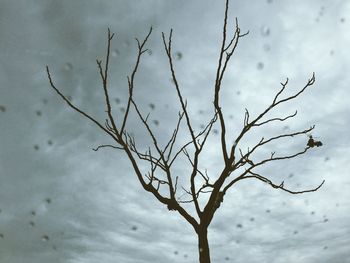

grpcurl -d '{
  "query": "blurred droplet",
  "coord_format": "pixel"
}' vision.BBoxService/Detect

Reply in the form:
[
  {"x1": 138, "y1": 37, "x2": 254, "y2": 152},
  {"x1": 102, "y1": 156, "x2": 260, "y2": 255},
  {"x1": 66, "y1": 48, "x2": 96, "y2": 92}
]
[
  {"x1": 340, "y1": 17, "x2": 345, "y2": 23},
  {"x1": 288, "y1": 173, "x2": 294, "y2": 178},
  {"x1": 30, "y1": 221, "x2": 35, "y2": 227},
  {"x1": 31, "y1": 210, "x2": 36, "y2": 216},
  {"x1": 123, "y1": 40, "x2": 130, "y2": 48},
  {"x1": 0, "y1": 233, "x2": 4, "y2": 239},
  {"x1": 36, "y1": 110, "x2": 42, "y2": 116},
  {"x1": 34, "y1": 145, "x2": 39, "y2": 151},
  {"x1": 323, "y1": 246, "x2": 328, "y2": 250},
  {"x1": 45, "y1": 198, "x2": 51, "y2": 204},
  {"x1": 330, "y1": 50, "x2": 334, "y2": 56},
  {"x1": 266, "y1": 209, "x2": 271, "y2": 213},
  {"x1": 200, "y1": 124, "x2": 205, "y2": 129},
  {"x1": 131, "y1": 225, "x2": 137, "y2": 231},
  {"x1": 293, "y1": 230, "x2": 298, "y2": 235},
  {"x1": 260, "y1": 26, "x2": 270, "y2": 37},
  {"x1": 42, "y1": 235, "x2": 49, "y2": 242},
  {"x1": 236, "y1": 223, "x2": 243, "y2": 228},
  {"x1": 257, "y1": 62, "x2": 264, "y2": 70},
  {"x1": 52, "y1": 245, "x2": 57, "y2": 250},
  {"x1": 66, "y1": 95, "x2": 72, "y2": 101},
  {"x1": 184, "y1": 254, "x2": 188, "y2": 258},
  {"x1": 229, "y1": 114, "x2": 234, "y2": 119},
  {"x1": 283, "y1": 125, "x2": 290, "y2": 131},
  {"x1": 263, "y1": 44, "x2": 271, "y2": 52},
  {"x1": 115, "y1": 98, "x2": 121, "y2": 104},
  {"x1": 120, "y1": 107, "x2": 125, "y2": 112},
  {"x1": 311, "y1": 211, "x2": 315, "y2": 215},
  {"x1": 267, "y1": 0, "x2": 273, "y2": 3},
  {"x1": 236, "y1": 90, "x2": 241, "y2": 95},
  {"x1": 175, "y1": 51, "x2": 183, "y2": 60},
  {"x1": 174, "y1": 251, "x2": 178, "y2": 255},
  {"x1": 149, "y1": 103, "x2": 155, "y2": 110},
  {"x1": 147, "y1": 49, "x2": 153, "y2": 55},
  {"x1": 213, "y1": 129, "x2": 218, "y2": 135},
  {"x1": 225, "y1": 256, "x2": 230, "y2": 261},
  {"x1": 198, "y1": 110, "x2": 204, "y2": 115},
  {"x1": 64, "y1": 63, "x2": 73, "y2": 71},
  {"x1": 0, "y1": 105, "x2": 6, "y2": 112},
  {"x1": 323, "y1": 218, "x2": 329, "y2": 223},
  {"x1": 153, "y1": 120, "x2": 159, "y2": 126},
  {"x1": 42, "y1": 98, "x2": 48, "y2": 105},
  {"x1": 324, "y1": 156, "x2": 330, "y2": 162},
  {"x1": 47, "y1": 140, "x2": 53, "y2": 146},
  {"x1": 111, "y1": 49, "x2": 119, "y2": 57},
  {"x1": 250, "y1": 217, "x2": 255, "y2": 221}
]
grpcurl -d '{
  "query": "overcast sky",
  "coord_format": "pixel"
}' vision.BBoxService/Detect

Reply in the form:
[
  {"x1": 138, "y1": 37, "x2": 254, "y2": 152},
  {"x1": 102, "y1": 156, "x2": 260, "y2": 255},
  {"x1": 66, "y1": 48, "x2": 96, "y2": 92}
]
[{"x1": 1, "y1": 0, "x2": 349, "y2": 262}]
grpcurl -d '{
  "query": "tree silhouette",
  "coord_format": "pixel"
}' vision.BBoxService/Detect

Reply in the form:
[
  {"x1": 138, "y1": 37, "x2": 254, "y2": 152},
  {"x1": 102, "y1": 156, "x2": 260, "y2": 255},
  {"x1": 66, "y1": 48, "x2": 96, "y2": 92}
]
[{"x1": 46, "y1": 0, "x2": 324, "y2": 262}]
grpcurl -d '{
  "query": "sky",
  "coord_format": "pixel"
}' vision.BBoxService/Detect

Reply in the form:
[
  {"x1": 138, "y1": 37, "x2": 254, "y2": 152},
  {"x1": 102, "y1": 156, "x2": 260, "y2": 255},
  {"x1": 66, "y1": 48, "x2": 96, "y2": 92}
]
[{"x1": 0, "y1": 0, "x2": 350, "y2": 262}]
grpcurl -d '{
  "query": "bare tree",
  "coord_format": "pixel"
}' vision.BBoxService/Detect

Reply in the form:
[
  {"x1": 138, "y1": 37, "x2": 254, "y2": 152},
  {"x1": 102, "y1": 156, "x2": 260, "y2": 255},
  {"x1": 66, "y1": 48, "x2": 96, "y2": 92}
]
[{"x1": 46, "y1": 0, "x2": 324, "y2": 262}]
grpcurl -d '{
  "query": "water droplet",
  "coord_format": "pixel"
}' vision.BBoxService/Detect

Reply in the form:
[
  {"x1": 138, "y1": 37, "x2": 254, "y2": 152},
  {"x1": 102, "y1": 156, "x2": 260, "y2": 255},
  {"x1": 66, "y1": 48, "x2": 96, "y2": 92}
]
[
  {"x1": 323, "y1": 246, "x2": 328, "y2": 250},
  {"x1": 131, "y1": 225, "x2": 137, "y2": 231},
  {"x1": 31, "y1": 210, "x2": 36, "y2": 216},
  {"x1": 260, "y1": 26, "x2": 270, "y2": 37},
  {"x1": 266, "y1": 209, "x2": 271, "y2": 213},
  {"x1": 225, "y1": 256, "x2": 230, "y2": 261},
  {"x1": 42, "y1": 98, "x2": 48, "y2": 104},
  {"x1": 340, "y1": 17, "x2": 345, "y2": 23},
  {"x1": 147, "y1": 49, "x2": 153, "y2": 55},
  {"x1": 120, "y1": 107, "x2": 125, "y2": 112},
  {"x1": 0, "y1": 105, "x2": 5, "y2": 112},
  {"x1": 257, "y1": 62, "x2": 264, "y2": 70},
  {"x1": 323, "y1": 218, "x2": 329, "y2": 223},
  {"x1": 52, "y1": 245, "x2": 57, "y2": 250},
  {"x1": 283, "y1": 125, "x2": 290, "y2": 131},
  {"x1": 229, "y1": 114, "x2": 234, "y2": 119},
  {"x1": 174, "y1": 251, "x2": 178, "y2": 255},
  {"x1": 66, "y1": 95, "x2": 72, "y2": 101},
  {"x1": 236, "y1": 223, "x2": 243, "y2": 228},
  {"x1": 0, "y1": 233, "x2": 4, "y2": 239},
  {"x1": 288, "y1": 173, "x2": 294, "y2": 178},
  {"x1": 115, "y1": 98, "x2": 121, "y2": 104},
  {"x1": 198, "y1": 110, "x2": 204, "y2": 115},
  {"x1": 36, "y1": 110, "x2": 42, "y2": 116},
  {"x1": 267, "y1": 0, "x2": 273, "y2": 3},
  {"x1": 250, "y1": 217, "x2": 255, "y2": 221},
  {"x1": 293, "y1": 230, "x2": 298, "y2": 235},
  {"x1": 41, "y1": 235, "x2": 49, "y2": 242},
  {"x1": 184, "y1": 254, "x2": 188, "y2": 258},
  {"x1": 324, "y1": 156, "x2": 330, "y2": 162},
  {"x1": 213, "y1": 129, "x2": 219, "y2": 135},
  {"x1": 153, "y1": 120, "x2": 159, "y2": 126},
  {"x1": 311, "y1": 211, "x2": 315, "y2": 215},
  {"x1": 34, "y1": 145, "x2": 40, "y2": 151},
  {"x1": 263, "y1": 44, "x2": 271, "y2": 52},
  {"x1": 45, "y1": 198, "x2": 51, "y2": 204},
  {"x1": 47, "y1": 140, "x2": 53, "y2": 146},
  {"x1": 111, "y1": 49, "x2": 119, "y2": 57},
  {"x1": 149, "y1": 103, "x2": 155, "y2": 110},
  {"x1": 175, "y1": 51, "x2": 183, "y2": 60},
  {"x1": 64, "y1": 63, "x2": 73, "y2": 71},
  {"x1": 200, "y1": 124, "x2": 205, "y2": 129},
  {"x1": 330, "y1": 50, "x2": 334, "y2": 56},
  {"x1": 30, "y1": 221, "x2": 35, "y2": 227}
]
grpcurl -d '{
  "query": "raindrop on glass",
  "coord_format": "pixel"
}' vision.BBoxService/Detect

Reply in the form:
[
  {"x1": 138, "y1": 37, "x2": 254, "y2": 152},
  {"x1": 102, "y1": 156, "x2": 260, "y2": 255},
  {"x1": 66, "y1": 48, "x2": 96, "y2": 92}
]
[
  {"x1": 330, "y1": 50, "x2": 334, "y2": 56},
  {"x1": 41, "y1": 235, "x2": 49, "y2": 242},
  {"x1": 153, "y1": 120, "x2": 159, "y2": 126},
  {"x1": 115, "y1": 98, "x2": 121, "y2": 104},
  {"x1": 120, "y1": 107, "x2": 125, "y2": 112},
  {"x1": 225, "y1": 256, "x2": 230, "y2": 261},
  {"x1": 288, "y1": 173, "x2": 294, "y2": 178},
  {"x1": 257, "y1": 62, "x2": 264, "y2": 70},
  {"x1": 31, "y1": 210, "x2": 36, "y2": 216},
  {"x1": 111, "y1": 49, "x2": 119, "y2": 57},
  {"x1": 175, "y1": 51, "x2": 183, "y2": 60},
  {"x1": 149, "y1": 103, "x2": 155, "y2": 110},
  {"x1": 42, "y1": 98, "x2": 48, "y2": 105},
  {"x1": 34, "y1": 145, "x2": 40, "y2": 151},
  {"x1": 174, "y1": 251, "x2": 178, "y2": 255},
  {"x1": 147, "y1": 49, "x2": 153, "y2": 56},
  {"x1": 30, "y1": 221, "x2": 35, "y2": 227},
  {"x1": 266, "y1": 209, "x2": 271, "y2": 213},
  {"x1": 0, "y1": 105, "x2": 6, "y2": 112},
  {"x1": 47, "y1": 140, "x2": 53, "y2": 146},
  {"x1": 200, "y1": 124, "x2": 205, "y2": 129},
  {"x1": 324, "y1": 156, "x2": 330, "y2": 162},
  {"x1": 311, "y1": 211, "x2": 315, "y2": 215},
  {"x1": 0, "y1": 233, "x2": 4, "y2": 239},
  {"x1": 340, "y1": 17, "x2": 345, "y2": 23},
  {"x1": 213, "y1": 129, "x2": 219, "y2": 135},
  {"x1": 267, "y1": 0, "x2": 273, "y2": 3},
  {"x1": 36, "y1": 110, "x2": 42, "y2": 116},
  {"x1": 260, "y1": 26, "x2": 270, "y2": 37},
  {"x1": 263, "y1": 44, "x2": 271, "y2": 52},
  {"x1": 131, "y1": 225, "x2": 138, "y2": 231},
  {"x1": 236, "y1": 223, "x2": 243, "y2": 228},
  {"x1": 64, "y1": 63, "x2": 73, "y2": 71},
  {"x1": 66, "y1": 95, "x2": 72, "y2": 101},
  {"x1": 293, "y1": 230, "x2": 298, "y2": 235},
  {"x1": 323, "y1": 246, "x2": 328, "y2": 250},
  {"x1": 250, "y1": 217, "x2": 255, "y2": 221},
  {"x1": 45, "y1": 198, "x2": 52, "y2": 204}
]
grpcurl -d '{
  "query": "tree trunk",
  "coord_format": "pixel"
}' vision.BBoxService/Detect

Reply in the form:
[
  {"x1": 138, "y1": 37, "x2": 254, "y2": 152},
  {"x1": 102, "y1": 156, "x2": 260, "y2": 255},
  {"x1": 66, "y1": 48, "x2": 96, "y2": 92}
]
[{"x1": 198, "y1": 228, "x2": 211, "y2": 263}]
